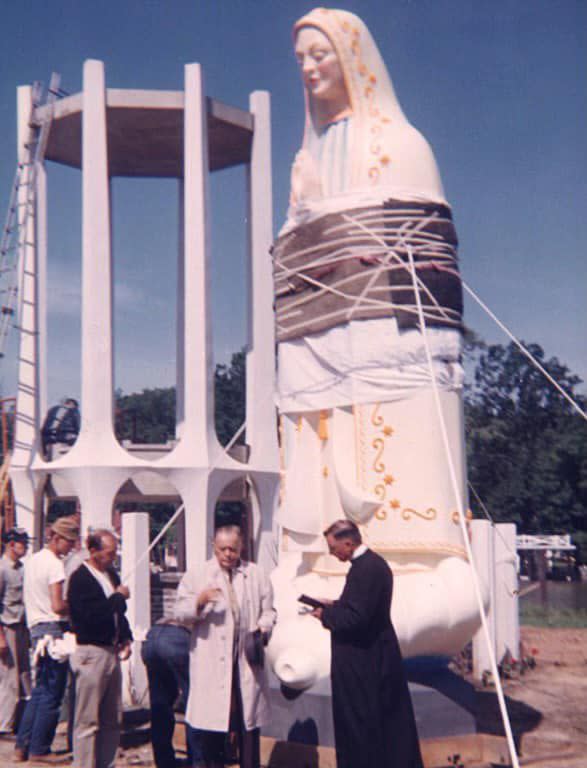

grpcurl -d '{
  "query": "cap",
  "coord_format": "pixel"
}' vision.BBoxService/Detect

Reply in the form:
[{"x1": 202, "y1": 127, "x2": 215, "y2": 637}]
[
  {"x1": 2, "y1": 527, "x2": 29, "y2": 545},
  {"x1": 50, "y1": 516, "x2": 80, "y2": 542}
]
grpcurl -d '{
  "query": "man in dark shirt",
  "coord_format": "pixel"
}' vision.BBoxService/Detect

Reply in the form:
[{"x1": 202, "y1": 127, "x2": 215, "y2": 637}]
[
  {"x1": 67, "y1": 530, "x2": 132, "y2": 768},
  {"x1": 40, "y1": 398, "x2": 80, "y2": 459},
  {"x1": 312, "y1": 520, "x2": 423, "y2": 768}
]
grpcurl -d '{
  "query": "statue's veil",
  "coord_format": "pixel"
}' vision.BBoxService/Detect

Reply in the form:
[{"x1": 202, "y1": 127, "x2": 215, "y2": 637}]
[{"x1": 291, "y1": 8, "x2": 445, "y2": 208}]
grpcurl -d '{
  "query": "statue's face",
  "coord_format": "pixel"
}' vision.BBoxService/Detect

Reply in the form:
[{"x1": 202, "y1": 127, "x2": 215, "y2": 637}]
[{"x1": 295, "y1": 26, "x2": 348, "y2": 110}]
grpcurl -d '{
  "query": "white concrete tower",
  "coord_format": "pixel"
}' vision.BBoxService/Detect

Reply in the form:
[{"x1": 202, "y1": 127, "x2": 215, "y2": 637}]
[{"x1": 10, "y1": 59, "x2": 279, "y2": 610}]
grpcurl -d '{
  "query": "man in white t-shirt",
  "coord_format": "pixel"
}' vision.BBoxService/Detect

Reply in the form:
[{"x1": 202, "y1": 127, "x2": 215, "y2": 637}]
[{"x1": 15, "y1": 515, "x2": 79, "y2": 764}]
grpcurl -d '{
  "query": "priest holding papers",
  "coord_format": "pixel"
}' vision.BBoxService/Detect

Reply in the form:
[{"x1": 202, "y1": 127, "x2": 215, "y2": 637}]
[{"x1": 311, "y1": 520, "x2": 423, "y2": 768}]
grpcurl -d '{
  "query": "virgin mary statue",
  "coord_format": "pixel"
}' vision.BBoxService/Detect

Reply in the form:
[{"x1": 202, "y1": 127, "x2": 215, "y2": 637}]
[{"x1": 268, "y1": 8, "x2": 485, "y2": 689}]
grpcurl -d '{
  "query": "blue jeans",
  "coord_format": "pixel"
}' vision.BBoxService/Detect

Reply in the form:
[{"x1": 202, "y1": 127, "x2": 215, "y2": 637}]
[
  {"x1": 141, "y1": 624, "x2": 195, "y2": 768},
  {"x1": 16, "y1": 623, "x2": 69, "y2": 756}
]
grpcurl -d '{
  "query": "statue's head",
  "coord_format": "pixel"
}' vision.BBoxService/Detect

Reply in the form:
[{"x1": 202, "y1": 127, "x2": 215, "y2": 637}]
[
  {"x1": 291, "y1": 8, "x2": 407, "y2": 169},
  {"x1": 284, "y1": 8, "x2": 444, "y2": 219},
  {"x1": 294, "y1": 24, "x2": 350, "y2": 126}
]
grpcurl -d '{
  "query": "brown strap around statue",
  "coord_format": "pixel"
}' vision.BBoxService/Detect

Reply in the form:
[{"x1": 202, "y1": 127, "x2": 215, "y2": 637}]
[{"x1": 272, "y1": 199, "x2": 463, "y2": 342}]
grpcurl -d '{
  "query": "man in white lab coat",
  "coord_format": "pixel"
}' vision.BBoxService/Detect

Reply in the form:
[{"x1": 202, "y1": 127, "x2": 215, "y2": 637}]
[{"x1": 175, "y1": 525, "x2": 275, "y2": 768}]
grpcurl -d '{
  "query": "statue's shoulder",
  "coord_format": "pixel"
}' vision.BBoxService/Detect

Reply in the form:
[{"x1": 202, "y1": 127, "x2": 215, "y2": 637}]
[{"x1": 382, "y1": 122, "x2": 445, "y2": 201}]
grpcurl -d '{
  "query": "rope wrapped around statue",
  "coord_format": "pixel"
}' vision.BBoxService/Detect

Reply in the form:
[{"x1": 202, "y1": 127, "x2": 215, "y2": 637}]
[{"x1": 273, "y1": 199, "x2": 462, "y2": 342}]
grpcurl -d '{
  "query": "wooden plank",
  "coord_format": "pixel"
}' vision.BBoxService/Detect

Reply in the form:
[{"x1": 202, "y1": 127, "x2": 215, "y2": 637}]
[{"x1": 259, "y1": 734, "x2": 511, "y2": 768}]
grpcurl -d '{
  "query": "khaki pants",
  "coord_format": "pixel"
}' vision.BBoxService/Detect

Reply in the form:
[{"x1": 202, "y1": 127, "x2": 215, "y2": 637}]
[
  {"x1": 70, "y1": 645, "x2": 121, "y2": 768},
  {"x1": 0, "y1": 622, "x2": 31, "y2": 732}
]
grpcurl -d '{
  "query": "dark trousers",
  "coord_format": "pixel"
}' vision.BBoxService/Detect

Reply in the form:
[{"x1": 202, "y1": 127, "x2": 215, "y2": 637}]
[
  {"x1": 187, "y1": 661, "x2": 260, "y2": 768},
  {"x1": 142, "y1": 624, "x2": 192, "y2": 768}
]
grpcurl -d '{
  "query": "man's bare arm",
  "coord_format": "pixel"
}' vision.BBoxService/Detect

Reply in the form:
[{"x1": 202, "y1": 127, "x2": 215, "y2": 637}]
[{"x1": 49, "y1": 581, "x2": 68, "y2": 616}]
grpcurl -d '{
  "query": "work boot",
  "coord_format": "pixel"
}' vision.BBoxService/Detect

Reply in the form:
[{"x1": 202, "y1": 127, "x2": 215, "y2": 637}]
[
  {"x1": 28, "y1": 753, "x2": 72, "y2": 765},
  {"x1": 14, "y1": 746, "x2": 28, "y2": 762}
]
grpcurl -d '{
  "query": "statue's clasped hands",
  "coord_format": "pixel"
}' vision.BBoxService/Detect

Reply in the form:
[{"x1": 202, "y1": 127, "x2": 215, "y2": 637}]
[{"x1": 290, "y1": 149, "x2": 323, "y2": 203}]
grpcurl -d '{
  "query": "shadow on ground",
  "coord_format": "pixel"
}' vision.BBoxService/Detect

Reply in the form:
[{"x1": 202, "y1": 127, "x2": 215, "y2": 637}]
[{"x1": 406, "y1": 657, "x2": 542, "y2": 750}]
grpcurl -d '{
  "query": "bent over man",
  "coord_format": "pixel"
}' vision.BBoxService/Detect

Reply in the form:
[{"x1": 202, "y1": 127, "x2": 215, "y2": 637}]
[
  {"x1": 141, "y1": 618, "x2": 192, "y2": 768},
  {"x1": 312, "y1": 520, "x2": 423, "y2": 768},
  {"x1": 67, "y1": 530, "x2": 132, "y2": 768},
  {"x1": 175, "y1": 525, "x2": 275, "y2": 768}
]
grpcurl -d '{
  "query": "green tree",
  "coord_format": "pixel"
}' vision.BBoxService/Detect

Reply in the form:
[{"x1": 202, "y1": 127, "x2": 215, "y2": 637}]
[
  {"x1": 114, "y1": 349, "x2": 246, "y2": 447},
  {"x1": 465, "y1": 341, "x2": 587, "y2": 539},
  {"x1": 115, "y1": 387, "x2": 176, "y2": 444},
  {"x1": 214, "y1": 349, "x2": 246, "y2": 447}
]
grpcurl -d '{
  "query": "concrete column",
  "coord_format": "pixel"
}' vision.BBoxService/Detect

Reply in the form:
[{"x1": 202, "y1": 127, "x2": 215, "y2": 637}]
[
  {"x1": 78, "y1": 60, "x2": 118, "y2": 457},
  {"x1": 169, "y1": 469, "x2": 212, "y2": 569},
  {"x1": 36, "y1": 164, "x2": 48, "y2": 421},
  {"x1": 471, "y1": 519, "x2": 496, "y2": 680},
  {"x1": 249, "y1": 474, "x2": 279, "y2": 570},
  {"x1": 63, "y1": 466, "x2": 127, "y2": 534},
  {"x1": 246, "y1": 91, "x2": 279, "y2": 472},
  {"x1": 10, "y1": 471, "x2": 37, "y2": 547},
  {"x1": 176, "y1": 180, "x2": 185, "y2": 439},
  {"x1": 178, "y1": 63, "x2": 217, "y2": 461},
  {"x1": 51, "y1": 59, "x2": 132, "y2": 532},
  {"x1": 120, "y1": 510, "x2": 150, "y2": 707},
  {"x1": 495, "y1": 523, "x2": 520, "y2": 663}
]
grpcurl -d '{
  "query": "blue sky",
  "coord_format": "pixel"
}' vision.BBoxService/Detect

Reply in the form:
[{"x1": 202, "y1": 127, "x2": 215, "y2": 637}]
[{"x1": 0, "y1": 0, "x2": 585, "y2": 405}]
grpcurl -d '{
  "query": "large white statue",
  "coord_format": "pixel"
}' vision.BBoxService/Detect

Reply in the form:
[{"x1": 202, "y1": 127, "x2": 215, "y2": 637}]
[{"x1": 267, "y1": 8, "x2": 484, "y2": 690}]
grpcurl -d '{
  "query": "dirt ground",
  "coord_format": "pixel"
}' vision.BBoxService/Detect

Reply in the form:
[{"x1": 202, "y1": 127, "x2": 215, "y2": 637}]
[
  {"x1": 0, "y1": 626, "x2": 585, "y2": 767},
  {"x1": 476, "y1": 626, "x2": 587, "y2": 767}
]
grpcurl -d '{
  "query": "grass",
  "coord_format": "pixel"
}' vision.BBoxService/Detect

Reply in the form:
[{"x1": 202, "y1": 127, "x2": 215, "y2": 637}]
[{"x1": 520, "y1": 603, "x2": 587, "y2": 628}]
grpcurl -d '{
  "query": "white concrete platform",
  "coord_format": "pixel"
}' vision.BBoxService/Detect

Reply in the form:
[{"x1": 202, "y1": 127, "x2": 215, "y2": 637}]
[{"x1": 35, "y1": 89, "x2": 254, "y2": 175}]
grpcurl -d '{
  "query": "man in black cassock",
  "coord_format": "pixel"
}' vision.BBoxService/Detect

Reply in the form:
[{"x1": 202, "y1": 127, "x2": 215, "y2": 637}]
[{"x1": 311, "y1": 520, "x2": 423, "y2": 768}]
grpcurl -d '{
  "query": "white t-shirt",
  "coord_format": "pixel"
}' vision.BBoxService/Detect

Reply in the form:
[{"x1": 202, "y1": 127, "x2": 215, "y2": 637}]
[{"x1": 23, "y1": 547, "x2": 66, "y2": 628}]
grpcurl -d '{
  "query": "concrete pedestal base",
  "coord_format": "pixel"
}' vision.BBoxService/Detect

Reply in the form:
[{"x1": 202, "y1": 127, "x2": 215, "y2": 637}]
[
  {"x1": 264, "y1": 672, "x2": 334, "y2": 747},
  {"x1": 263, "y1": 657, "x2": 476, "y2": 748}
]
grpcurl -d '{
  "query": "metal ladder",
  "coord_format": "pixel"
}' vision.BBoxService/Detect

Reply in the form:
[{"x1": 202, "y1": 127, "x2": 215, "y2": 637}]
[{"x1": 0, "y1": 72, "x2": 63, "y2": 359}]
